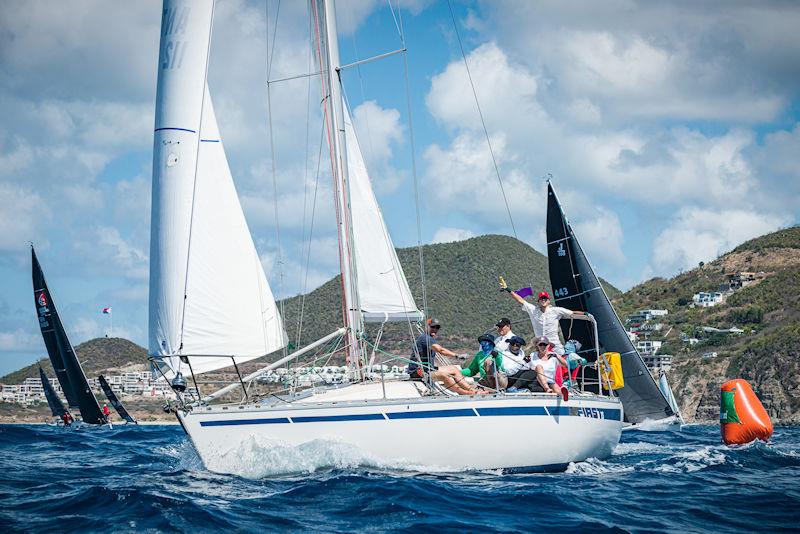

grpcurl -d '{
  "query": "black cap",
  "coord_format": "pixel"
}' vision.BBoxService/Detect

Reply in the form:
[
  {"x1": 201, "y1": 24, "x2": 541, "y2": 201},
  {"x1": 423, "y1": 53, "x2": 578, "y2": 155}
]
[
  {"x1": 477, "y1": 334, "x2": 495, "y2": 344},
  {"x1": 495, "y1": 317, "x2": 511, "y2": 328},
  {"x1": 508, "y1": 335, "x2": 526, "y2": 346},
  {"x1": 427, "y1": 317, "x2": 441, "y2": 328}
]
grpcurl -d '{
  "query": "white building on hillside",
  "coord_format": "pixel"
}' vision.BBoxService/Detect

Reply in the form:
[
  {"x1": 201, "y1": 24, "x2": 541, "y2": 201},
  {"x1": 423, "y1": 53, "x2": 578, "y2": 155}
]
[{"x1": 693, "y1": 292, "x2": 724, "y2": 307}]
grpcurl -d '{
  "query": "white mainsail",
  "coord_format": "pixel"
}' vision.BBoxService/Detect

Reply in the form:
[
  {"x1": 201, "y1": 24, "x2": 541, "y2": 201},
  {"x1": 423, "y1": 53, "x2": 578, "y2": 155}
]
[
  {"x1": 343, "y1": 107, "x2": 422, "y2": 323},
  {"x1": 149, "y1": 0, "x2": 286, "y2": 377}
]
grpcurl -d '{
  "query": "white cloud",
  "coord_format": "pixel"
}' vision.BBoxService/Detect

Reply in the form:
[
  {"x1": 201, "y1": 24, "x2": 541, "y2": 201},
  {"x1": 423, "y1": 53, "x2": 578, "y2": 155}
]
[
  {"x1": 572, "y1": 208, "x2": 626, "y2": 267},
  {"x1": 352, "y1": 101, "x2": 405, "y2": 192},
  {"x1": 651, "y1": 207, "x2": 793, "y2": 274},
  {"x1": 432, "y1": 227, "x2": 476, "y2": 244},
  {"x1": 0, "y1": 183, "x2": 47, "y2": 251},
  {"x1": 0, "y1": 328, "x2": 39, "y2": 352}
]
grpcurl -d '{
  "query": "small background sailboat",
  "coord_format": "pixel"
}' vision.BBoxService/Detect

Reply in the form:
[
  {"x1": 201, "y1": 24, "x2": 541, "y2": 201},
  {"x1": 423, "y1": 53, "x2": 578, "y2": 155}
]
[
  {"x1": 39, "y1": 365, "x2": 67, "y2": 425},
  {"x1": 32, "y1": 246, "x2": 106, "y2": 426},
  {"x1": 98, "y1": 375, "x2": 137, "y2": 425}
]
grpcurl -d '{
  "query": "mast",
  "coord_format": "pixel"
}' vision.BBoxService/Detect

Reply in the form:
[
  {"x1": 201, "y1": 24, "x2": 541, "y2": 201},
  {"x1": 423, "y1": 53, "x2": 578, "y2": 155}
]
[{"x1": 314, "y1": 0, "x2": 365, "y2": 373}]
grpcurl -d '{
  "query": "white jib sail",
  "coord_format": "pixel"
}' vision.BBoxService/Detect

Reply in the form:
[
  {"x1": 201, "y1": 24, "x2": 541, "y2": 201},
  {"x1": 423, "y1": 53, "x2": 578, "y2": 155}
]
[
  {"x1": 149, "y1": 0, "x2": 286, "y2": 377},
  {"x1": 343, "y1": 107, "x2": 421, "y2": 322}
]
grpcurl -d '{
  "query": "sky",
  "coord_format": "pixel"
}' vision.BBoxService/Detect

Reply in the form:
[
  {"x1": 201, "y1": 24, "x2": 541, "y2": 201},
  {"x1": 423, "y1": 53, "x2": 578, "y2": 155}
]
[{"x1": 1, "y1": 0, "x2": 798, "y2": 376}]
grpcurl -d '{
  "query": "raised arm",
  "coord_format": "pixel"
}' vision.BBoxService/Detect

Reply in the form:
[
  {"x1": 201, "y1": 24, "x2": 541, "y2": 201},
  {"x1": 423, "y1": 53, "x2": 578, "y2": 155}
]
[{"x1": 499, "y1": 276, "x2": 527, "y2": 305}]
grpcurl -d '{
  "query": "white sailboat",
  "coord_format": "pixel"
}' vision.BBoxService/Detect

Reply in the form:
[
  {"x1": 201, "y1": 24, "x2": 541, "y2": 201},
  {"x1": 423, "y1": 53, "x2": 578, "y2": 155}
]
[{"x1": 149, "y1": 0, "x2": 623, "y2": 473}]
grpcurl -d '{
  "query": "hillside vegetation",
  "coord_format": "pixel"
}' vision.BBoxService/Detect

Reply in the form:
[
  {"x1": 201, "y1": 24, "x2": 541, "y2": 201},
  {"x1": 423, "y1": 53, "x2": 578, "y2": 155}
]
[
  {"x1": 614, "y1": 226, "x2": 800, "y2": 423},
  {"x1": 0, "y1": 337, "x2": 146, "y2": 384},
  {"x1": 279, "y1": 234, "x2": 619, "y2": 353}
]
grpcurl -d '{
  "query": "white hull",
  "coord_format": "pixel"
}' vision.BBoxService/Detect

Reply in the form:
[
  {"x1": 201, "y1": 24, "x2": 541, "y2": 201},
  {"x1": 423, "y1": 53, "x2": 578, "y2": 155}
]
[{"x1": 178, "y1": 384, "x2": 623, "y2": 473}]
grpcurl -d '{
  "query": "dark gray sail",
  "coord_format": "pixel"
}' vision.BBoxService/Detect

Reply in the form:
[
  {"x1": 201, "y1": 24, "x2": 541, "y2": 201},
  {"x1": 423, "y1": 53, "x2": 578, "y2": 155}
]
[
  {"x1": 32, "y1": 246, "x2": 106, "y2": 425},
  {"x1": 545, "y1": 182, "x2": 674, "y2": 423},
  {"x1": 39, "y1": 365, "x2": 66, "y2": 418},
  {"x1": 98, "y1": 375, "x2": 137, "y2": 424}
]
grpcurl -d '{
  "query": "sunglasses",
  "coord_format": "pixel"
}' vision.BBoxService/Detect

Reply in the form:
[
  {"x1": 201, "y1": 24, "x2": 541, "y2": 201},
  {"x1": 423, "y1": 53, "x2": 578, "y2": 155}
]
[
  {"x1": 537, "y1": 343, "x2": 549, "y2": 347},
  {"x1": 510, "y1": 343, "x2": 521, "y2": 347}
]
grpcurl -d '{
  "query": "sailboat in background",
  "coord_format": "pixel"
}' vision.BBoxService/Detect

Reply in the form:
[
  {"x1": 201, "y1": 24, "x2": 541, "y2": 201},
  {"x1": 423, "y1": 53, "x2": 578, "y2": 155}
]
[
  {"x1": 98, "y1": 375, "x2": 138, "y2": 425},
  {"x1": 39, "y1": 365, "x2": 67, "y2": 424},
  {"x1": 545, "y1": 182, "x2": 679, "y2": 425},
  {"x1": 150, "y1": 0, "x2": 623, "y2": 474},
  {"x1": 658, "y1": 370, "x2": 684, "y2": 424},
  {"x1": 32, "y1": 246, "x2": 107, "y2": 426}
]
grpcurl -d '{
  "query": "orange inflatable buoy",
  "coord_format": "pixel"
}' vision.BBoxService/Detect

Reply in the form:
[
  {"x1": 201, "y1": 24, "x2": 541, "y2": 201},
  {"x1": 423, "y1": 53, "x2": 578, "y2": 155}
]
[{"x1": 720, "y1": 379, "x2": 773, "y2": 445}]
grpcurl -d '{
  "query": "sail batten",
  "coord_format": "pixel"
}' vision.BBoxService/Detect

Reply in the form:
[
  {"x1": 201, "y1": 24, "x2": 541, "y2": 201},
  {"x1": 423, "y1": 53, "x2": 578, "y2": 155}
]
[
  {"x1": 545, "y1": 182, "x2": 673, "y2": 423},
  {"x1": 149, "y1": 0, "x2": 286, "y2": 378}
]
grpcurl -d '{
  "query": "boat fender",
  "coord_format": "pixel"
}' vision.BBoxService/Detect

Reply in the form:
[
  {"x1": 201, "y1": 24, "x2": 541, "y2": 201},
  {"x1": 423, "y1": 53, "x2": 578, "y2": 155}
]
[{"x1": 720, "y1": 379, "x2": 773, "y2": 445}]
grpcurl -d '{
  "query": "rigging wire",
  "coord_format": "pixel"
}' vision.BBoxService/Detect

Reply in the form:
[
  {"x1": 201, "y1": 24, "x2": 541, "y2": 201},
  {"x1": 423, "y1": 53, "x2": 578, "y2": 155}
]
[
  {"x1": 297, "y1": 2, "x2": 316, "y2": 349},
  {"x1": 296, "y1": 122, "x2": 326, "y2": 348},
  {"x1": 445, "y1": 0, "x2": 518, "y2": 240},
  {"x1": 266, "y1": 0, "x2": 287, "y2": 358},
  {"x1": 398, "y1": 3, "x2": 429, "y2": 327}
]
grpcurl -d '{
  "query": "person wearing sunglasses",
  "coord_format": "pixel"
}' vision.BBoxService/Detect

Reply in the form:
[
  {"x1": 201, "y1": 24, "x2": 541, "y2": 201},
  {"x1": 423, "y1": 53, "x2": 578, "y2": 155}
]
[
  {"x1": 503, "y1": 335, "x2": 538, "y2": 392},
  {"x1": 531, "y1": 336, "x2": 569, "y2": 395},
  {"x1": 408, "y1": 318, "x2": 475, "y2": 395}
]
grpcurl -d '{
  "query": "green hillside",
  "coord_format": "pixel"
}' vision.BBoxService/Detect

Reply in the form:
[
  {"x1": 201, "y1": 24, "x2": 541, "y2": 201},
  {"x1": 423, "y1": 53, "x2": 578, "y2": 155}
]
[
  {"x1": 613, "y1": 225, "x2": 800, "y2": 422},
  {"x1": 279, "y1": 234, "x2": 620, "y2": 352},
  {"x1": 0, "y1": 337, "x2": 146, "y2": 384},
  {"x1": 3, "y1": 234, "x2": 619, "y2": 386}
]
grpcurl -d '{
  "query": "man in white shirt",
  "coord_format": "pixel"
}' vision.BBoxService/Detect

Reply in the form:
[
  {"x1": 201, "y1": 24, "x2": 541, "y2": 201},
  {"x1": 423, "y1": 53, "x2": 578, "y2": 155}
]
[
  {"x1": 494, "y1": 317, "x2": 514, "y2": 353},
  {"x1": 503, "y1": 335, "x2": 537, "y2": 391},
  {"x1": 502, "y1": 288, "x2": 589, "y2": 355}
]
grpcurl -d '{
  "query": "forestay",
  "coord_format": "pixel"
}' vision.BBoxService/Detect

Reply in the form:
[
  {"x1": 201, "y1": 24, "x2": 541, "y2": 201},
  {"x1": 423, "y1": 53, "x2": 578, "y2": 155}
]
[
  {"x1": 343, "y1": 107, "x2": 422, "y2": 323},
  {"x1": 149, "y1": 0, "x2": 286, "y2": 377},
  {"x1": 545, "y1": 182, "x2": 674, "y2": 423}
]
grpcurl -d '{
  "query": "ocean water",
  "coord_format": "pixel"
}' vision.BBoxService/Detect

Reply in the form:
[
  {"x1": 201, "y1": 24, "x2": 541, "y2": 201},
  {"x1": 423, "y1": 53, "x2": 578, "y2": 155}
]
[{"x1": 0, "y1": 423, "x2": 798, "y2": 533}]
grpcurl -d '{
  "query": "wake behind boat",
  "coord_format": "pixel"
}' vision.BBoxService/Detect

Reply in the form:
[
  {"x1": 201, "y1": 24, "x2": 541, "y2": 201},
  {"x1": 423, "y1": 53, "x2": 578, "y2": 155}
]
[{"x1": 151, "y1": 0, "x2": 622, "y2": 474}]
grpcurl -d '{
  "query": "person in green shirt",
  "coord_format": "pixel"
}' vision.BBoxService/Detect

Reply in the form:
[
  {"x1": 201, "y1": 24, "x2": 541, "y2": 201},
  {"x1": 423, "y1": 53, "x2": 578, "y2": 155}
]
[{"x1": 462, "y1": 334, "x2": 508, "y2": 391}]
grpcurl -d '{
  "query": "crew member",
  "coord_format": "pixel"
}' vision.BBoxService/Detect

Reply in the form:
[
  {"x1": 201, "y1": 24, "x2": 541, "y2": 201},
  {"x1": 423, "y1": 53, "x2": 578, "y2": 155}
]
[{"x1": 502, "y1": 287, "x2": 590, "y2": 355}]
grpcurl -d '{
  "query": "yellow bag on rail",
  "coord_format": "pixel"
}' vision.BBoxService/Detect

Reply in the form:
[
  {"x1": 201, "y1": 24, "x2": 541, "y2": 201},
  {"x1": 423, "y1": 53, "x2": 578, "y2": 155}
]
[{"x1": 601, "y1": 352, "x2": 624, "y2": 390}]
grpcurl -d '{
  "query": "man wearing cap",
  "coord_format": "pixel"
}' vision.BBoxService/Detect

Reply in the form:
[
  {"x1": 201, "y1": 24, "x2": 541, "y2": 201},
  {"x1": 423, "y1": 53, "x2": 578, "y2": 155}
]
[
  {"x1": 408, "y1": 318, "x2": 458, "y2": 379},
  {"x1": 502, "y1": 287, "x2": 589, "y2": 356},
  {"x1": 461, "y1": 334, "x2": 508, "y2": 391},
  {"x1": 494, "y1": 317, "x2": 515, "y2": 353}
]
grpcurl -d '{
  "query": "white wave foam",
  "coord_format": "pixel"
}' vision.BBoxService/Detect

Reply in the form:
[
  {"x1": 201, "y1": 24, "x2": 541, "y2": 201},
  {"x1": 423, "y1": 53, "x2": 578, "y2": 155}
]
[
  {"x1": 632, "y1": 419, "x2": 683, "y2": 432},
  {"x1": 199, "y1": 435, "x2": 469, "y2": 479},
  {"x1": 156, "y1": 441, "x2": 204, "y2": 471},
  {"x1": 566, "y1": 457, "x2": 633, "y2": 476},
  {"x1": 654, "y1": 445, "x2": 728, "y2": 473},
  {"x1": 613, "y1": 441, "x2": 668, "y2": 455}
]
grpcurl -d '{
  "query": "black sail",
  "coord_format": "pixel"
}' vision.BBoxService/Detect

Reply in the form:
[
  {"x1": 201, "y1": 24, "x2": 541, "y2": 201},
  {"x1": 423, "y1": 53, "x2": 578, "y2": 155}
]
[
  {"x1": 545, "y1": 182, "x2": 674, "y2": 423},
  {"x1": 39, "y1": 365, "x2": 66, "y2": 418},
  {"x1": 32, "y1": 247, "x2": 106, "y2": 425},
  {"x1": 98, "y1": 375, "x2": 137, "y2": 424}
]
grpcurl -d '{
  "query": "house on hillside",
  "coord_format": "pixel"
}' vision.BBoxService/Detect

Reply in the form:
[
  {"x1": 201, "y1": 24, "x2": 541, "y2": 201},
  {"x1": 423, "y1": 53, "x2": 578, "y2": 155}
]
[
  {"x1": 723, "y1": 271, "x2": 766, "y2": 291},
  {"x1": 636, "y1": 340, "x2": 662, "y2": 355},
  {"x1": 643, "y1": 353, "x2": 672, "y2": 371},
  {"x1": 692, "y1": 291, "x2": 724, "y2": 307}
]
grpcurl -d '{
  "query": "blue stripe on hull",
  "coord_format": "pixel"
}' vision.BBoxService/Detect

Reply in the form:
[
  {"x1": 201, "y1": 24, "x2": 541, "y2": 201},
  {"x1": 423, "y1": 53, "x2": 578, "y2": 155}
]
[
  {"x1": 196, "y1": 406, "x2": 620, "y2": 427},
  {"x1": 386, "y1": 408, "x2": 476, "y2": 420},
  {"x1": 200, "y1": 417, "x2": 290, "y2": 427},
  {"x1": 292, "y1": 413, "x2": 385, "y2": 423}
]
